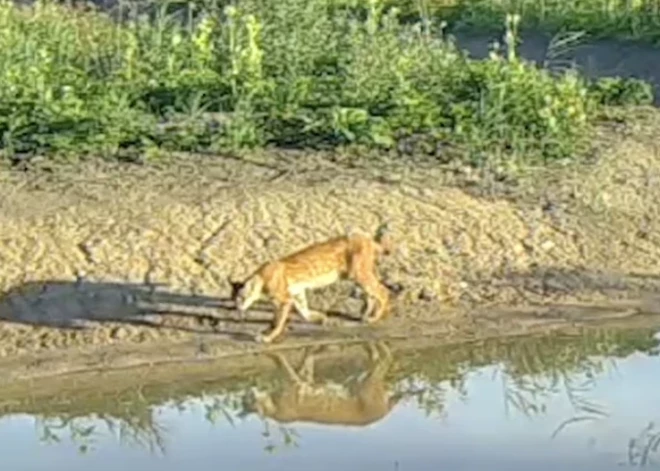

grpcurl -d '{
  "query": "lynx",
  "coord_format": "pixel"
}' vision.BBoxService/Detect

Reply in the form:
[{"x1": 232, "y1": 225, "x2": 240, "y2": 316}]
[
  {"x1": 239, "y1": 342, "x2": 401, "y2": 426},
  {"x1": 229, "y1": 223, "x2": 393, "y2": 344}
]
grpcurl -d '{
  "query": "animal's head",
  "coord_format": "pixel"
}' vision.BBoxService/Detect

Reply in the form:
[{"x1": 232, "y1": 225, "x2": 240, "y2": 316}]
[
  {"x1": 374, "y1": 222, "x2": 393, "y2": 255},
  {"x1": 228, "y1": 276, "x2": 247, "y2": 310}
]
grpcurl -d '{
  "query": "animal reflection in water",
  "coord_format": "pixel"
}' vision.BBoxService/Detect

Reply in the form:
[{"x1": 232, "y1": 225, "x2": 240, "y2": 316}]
[{"x1": 240, "y1": 342, "x2": 401, "y2": 427}]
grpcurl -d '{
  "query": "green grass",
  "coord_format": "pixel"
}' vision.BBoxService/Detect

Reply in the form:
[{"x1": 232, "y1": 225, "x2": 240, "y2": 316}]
[{"x1": 0, "y1": 0, "x2": 653, "y2": 169}]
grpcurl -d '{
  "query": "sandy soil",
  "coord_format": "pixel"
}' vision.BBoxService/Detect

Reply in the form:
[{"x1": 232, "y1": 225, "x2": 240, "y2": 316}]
[{"x1": 2, "y1": 109, "x2": 660, "y2": 379}]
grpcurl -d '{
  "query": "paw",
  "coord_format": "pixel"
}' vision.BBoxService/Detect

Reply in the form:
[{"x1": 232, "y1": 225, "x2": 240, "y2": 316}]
[{"x1": 254, "y1": 333, "x2": 272, "y2": 344}]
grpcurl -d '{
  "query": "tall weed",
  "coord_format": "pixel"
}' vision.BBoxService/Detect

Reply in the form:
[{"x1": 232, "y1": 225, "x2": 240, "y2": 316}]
[{"x1": 0, "y1": 0, "x2": 648, "y2": 166}]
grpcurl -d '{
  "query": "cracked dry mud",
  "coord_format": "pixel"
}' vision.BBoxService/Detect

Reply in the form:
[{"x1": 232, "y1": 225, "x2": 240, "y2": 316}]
[{"x1": 3, "y1": 113, "x2": 660, "y2": 380}]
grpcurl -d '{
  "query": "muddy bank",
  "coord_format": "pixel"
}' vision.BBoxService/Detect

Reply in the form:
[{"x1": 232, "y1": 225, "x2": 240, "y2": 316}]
[
  {"x1": 2, "y1": 111, "x2": 660, "y2": 376},
  {"x1": 1, "y1": 301, "x2": 659, "y2": 384}
]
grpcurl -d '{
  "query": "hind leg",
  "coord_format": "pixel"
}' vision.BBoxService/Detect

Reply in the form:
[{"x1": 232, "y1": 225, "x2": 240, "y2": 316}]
[
  {"x1": 362, "y1": 296, "x2": 376, "y2": 321},
  {"x1": 349, "y1": 249, "x2": 391, "y2": 324},
  {"x1": 355, "y1": 272, "x2": 390, "y2": 324}
]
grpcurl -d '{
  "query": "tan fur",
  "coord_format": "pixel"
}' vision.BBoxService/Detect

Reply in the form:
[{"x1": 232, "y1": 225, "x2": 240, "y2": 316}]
[
  {"x1": 240, "y1": 342, "x2": 400, "y2": 426},
  {"x1": 229, "y1": 223, "x2": 393, "y2": 344}
]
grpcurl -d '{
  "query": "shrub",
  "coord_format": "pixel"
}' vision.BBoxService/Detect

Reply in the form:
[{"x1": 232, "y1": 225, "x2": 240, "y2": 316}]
[
  {"x1": 222, "y1": 5, "x2": 596, "y2": 163},
  {"x1": 588, "y1": 77, "x2": 654, "y2": 106},
  {"x1": 386, "y1": 0, "x2": 660, "y2": 43},
  {"x1": 0, "y1": 0, "x2": 648, "y2": 168}
]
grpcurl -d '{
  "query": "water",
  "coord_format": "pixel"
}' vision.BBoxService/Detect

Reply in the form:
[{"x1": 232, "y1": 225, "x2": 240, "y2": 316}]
[{"x1": 2, "y1": 328, "x2": 660, "y2": 471}]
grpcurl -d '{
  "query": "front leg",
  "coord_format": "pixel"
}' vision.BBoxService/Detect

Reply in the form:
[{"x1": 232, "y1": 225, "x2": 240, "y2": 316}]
[
  {"x1": 256, "y1": 298, "x2": 293, "y2": 344},
  {"x1": 362, "y1": 296, "x2": 376, "y2": 322},
  {"x1": 268, "y1": 352, "x2": 305, "y2": 385}
]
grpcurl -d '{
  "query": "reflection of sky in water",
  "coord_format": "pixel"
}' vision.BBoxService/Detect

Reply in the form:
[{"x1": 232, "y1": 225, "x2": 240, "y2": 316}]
[{"x1": 4, "y1": 351, "x2": 660, "y2": 471}]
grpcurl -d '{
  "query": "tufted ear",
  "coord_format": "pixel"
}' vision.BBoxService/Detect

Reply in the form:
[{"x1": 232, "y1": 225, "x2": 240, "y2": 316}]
[
  {"x1": 374, "y1": 221, "x2": 390, "y2": 242},
  {"x1": 374, "y1": 221, "x2": 393, "y2": 255}
]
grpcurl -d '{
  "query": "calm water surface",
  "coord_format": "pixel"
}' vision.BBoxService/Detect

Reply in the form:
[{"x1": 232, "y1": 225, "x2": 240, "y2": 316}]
[{"x1": 3, "y1": 329, "x2": 660, "y2": 471}]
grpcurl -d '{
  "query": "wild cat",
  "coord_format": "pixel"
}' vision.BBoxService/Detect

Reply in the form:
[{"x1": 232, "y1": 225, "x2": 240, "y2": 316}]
[{"x1": 229, "y1": 223, "x2": 393, "y2": 344}]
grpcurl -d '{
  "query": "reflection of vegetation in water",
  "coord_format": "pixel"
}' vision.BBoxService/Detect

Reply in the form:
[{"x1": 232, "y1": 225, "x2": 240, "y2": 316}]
[
  {"x1": 36, "y1": 412, "x2": 168, "y2": 455},
  {"x1": 400, "y1": 381, "x2": 457, "y2": 418},
  {"x1": 37, "y1": 416, "x2": 97, "y2": 454},
  {"x1": 202, "y1": 394, "x2": 239, "y2": 427},
  {"x1": 499, "y1": 333, "x2": 617, "y2": 430},
  {"x1": 500, "y1": 362, "x2": 611, "y2": 438},
  {"x1": 33, "y1": 390, "x2": 170, "y2": 455},
  {"x1": 394, "y1": 328, "x2": 658, "y2": 429},
  {"x1": 392, "y1": 369, "x2": 465, "y2": 419},
  {"x1": 8, "y1": 327, "x2": 660, "y2": 457},
  {"x1": 197, "y1": 391, "x2": 300, "y2": 453},
  {"x1": 629, "y1": 422, "x2": 660, "y2": 467},
  {"x1": 497, "y1": 330, "x2": 656, "y2": 438},
  {"x1": 197, "y1": 393, "x2": 300, "y2": 453},
  {"x1": 261, "y1": 422, "x2": 300, "y2": 454}
]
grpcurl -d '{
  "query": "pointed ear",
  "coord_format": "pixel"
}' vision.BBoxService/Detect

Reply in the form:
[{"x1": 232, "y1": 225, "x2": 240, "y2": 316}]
[
  {"x1": 375, "y1": 221, "x2": 391, "y2": 242},
  {"x1": 375, "y1": 222, "x2": 393, "y2": 255}
]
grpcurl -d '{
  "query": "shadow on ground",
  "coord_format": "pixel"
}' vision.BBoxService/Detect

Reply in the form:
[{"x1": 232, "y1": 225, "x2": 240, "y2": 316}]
[
  {"x1": 0, "y1": 280, "x2": 369, "y2": 342},
  {"x1": 0, "y1": 280, "x2": 255, "y2": 335},
  {"x1": 481, "y1": 265, "x2": 660, "y2": 315}
]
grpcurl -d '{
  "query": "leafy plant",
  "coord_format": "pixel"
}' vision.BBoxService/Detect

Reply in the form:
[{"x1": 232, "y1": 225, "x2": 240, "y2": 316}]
[{"x1": 0, "y1": 0, "x2": 651, "y2": 168}]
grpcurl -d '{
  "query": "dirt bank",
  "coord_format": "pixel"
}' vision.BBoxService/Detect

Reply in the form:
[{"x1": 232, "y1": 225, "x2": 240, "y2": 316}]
[{"x1": 2, "y1": 109, "x2": 660, "y2": 379}]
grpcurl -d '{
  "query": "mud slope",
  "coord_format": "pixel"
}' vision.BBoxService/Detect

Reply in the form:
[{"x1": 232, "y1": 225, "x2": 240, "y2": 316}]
[{"x1": 2, "y1": 112, "x2": 660, "y2": 376}]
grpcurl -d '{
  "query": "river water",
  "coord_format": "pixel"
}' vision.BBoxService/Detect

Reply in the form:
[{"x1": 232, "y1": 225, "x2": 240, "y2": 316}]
[{"x1": 2, "y1": 329, "x2": 660, "y2": 471}]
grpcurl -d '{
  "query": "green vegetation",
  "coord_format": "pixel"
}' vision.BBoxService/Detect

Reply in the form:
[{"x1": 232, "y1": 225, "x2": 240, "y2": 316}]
[
  {"x1": 0, "y1": 0, "x2": 653, "y2": 170},
  {"x1": 386, "y1": 0, "x2": 660, "y2": 43}
]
